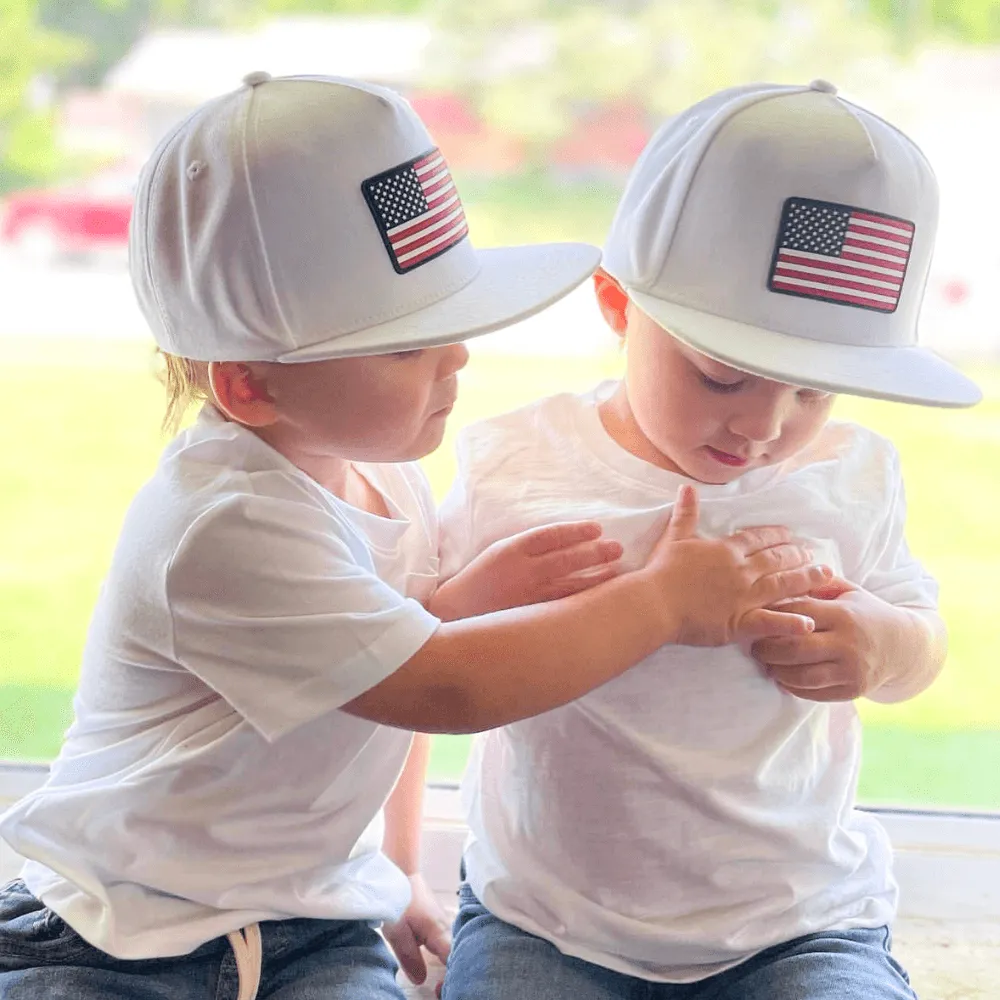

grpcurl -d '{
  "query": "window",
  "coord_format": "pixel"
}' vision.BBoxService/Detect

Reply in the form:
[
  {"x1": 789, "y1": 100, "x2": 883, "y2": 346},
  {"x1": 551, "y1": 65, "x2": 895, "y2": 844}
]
[{"x1": 1, "y1": 3, "x2": 997, "y2": 819}]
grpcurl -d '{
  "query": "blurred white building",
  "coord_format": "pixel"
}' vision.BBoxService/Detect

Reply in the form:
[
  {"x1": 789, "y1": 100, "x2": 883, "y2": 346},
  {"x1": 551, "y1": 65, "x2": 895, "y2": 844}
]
[
  {"x1": 869, "y1": 48, "x2": 1000, "y2": 359},
  {"x1": 100, "y1": 17, "x2": 433, "y2": 156},
  {"x1": 56, "y1": 17, "x2": 436, "y2": 166}
]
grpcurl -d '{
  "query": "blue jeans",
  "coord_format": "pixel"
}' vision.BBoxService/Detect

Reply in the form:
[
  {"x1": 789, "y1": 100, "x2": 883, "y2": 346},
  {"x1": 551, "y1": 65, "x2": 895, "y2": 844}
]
[
  {"x1": 0, "y1": 879, "x2": 406, "y2": 999},
  {"x1": 443, "y1": 882, "x2": 917, "y2": 1000}
]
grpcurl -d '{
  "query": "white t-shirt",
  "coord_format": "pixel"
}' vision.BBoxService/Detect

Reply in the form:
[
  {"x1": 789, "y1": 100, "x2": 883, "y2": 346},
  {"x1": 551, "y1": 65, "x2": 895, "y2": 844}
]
[
  {"x1": 438, "y1": 383, "x2": 938, "y2": 983},
  {"x1": 0, "y1": 407, "x2": 440, "y2": 959}
]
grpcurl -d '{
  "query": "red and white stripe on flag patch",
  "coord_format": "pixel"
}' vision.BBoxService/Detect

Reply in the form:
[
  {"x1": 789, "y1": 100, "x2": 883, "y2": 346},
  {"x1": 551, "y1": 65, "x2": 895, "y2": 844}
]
[
  {"x1": 362, "y1": 148, "x2": 469, "y2": 274},
  {"x1": 767, "y1": 197, "x2": 914, "y2": 313}
]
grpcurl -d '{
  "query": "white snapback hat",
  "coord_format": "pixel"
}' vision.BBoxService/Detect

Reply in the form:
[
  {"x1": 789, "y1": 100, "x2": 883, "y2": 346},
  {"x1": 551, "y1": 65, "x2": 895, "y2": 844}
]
[
  {"x1": 129, "y1": 72, "x2": 600, "y2": 361},
  {"x1": 603, "y1": 80, "x2": 981, "y2": 407}
]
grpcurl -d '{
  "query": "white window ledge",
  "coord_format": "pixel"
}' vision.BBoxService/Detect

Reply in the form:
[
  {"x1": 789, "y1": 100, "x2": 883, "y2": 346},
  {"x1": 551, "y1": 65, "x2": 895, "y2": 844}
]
[
  {"x1": 419, "y1": 785, "x2": 1000, "y2": 922},
  {"x1": 2, "y1": 769, "x2": 998, "y2": 922},
  {"x1": 2, "y1": 767, "x2": 998, "y2": 998}
]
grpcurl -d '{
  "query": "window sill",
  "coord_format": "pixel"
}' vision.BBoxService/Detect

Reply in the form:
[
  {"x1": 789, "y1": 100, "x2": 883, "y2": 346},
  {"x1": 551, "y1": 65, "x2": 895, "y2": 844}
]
[{"x1": 2, "y1": 768, "x2": 997, "y2": 997}]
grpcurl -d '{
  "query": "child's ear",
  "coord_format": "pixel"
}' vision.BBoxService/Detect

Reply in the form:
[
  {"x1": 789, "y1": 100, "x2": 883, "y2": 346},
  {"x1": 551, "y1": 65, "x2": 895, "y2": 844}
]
[
  {"x1": 208, "y1": 362, "x2": 277, "y2": 427},
  {"x1": 593, "y1": 268, "x2": 629, "y2": 338}
]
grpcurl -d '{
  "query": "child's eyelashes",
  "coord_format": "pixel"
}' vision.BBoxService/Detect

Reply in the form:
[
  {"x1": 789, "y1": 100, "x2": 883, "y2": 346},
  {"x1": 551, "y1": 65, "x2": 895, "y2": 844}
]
[
  {"x1": 697, "y1": 370, "x2": 832, "y2": 403},
  {"x1": 699, "y1": 373, "x2": 745, "y2": 394},
  {"x1": 391, "y1": 349, "x2": 425, "y2": 360},
  {"x1": 797, "y1": 388, "x2": 833, "y2": 403}
]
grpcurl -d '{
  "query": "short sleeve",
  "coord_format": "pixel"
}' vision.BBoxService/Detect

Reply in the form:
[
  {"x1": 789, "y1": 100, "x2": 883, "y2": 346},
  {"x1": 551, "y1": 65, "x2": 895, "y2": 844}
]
[
  {"x1": 858, "y1": 449, "x2": 938, "y2": 611},
  {"x1": 165, "y1": 494, "x2": 440, "y2": 741}
]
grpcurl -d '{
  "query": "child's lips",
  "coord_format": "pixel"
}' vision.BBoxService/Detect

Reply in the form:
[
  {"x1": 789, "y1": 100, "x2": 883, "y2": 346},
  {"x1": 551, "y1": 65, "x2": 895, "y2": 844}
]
[{"x1": 704, "y1": 445, "x2": 749, "y2": 467}]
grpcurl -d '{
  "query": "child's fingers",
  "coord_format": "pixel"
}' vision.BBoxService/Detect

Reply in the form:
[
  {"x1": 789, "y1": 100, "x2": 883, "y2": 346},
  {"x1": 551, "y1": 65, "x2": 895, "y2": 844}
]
[
  {"x1": 420, "y1": 920, "x2": 452, "y2": 967},
  {"x1": 744, "y1": 541, "x2": 817, "y2": 580},
  {"x1": 539, "y1": 538, "x2": 623, "y2": 580},
  {"x1": 515, "y1": 521, "x2": 604, "y2": 557},
  {"x1": 776, "y1": 681, "x2": 858, "y2": 703},
  {"x1": 764, "y1": 660, "x2": 838, "y2": 690},
  {"x1": 729, "y1": 525, "x2": 799, "y2": 556},
  {"x1": 541, "y1": 565, "x2": 621, "y2": 601},
  {"x1": 809, "y1": 575, "x2": 855, "y2": 600},
  {"x1": 663, "y1": 484, "x2": 700, "y2": 541},
  {"x1": 387, "y1": 922, "x2": 427, "y2": 985},
  {"x1": 738, "y1": 608, "x2": 816, "y2": 640},
  {"x1": 753, "y1": 563, "x2": 833, "y2": 607},
  {"x1": 750, "y1": 634, "x2": 813, "y2": 666}
]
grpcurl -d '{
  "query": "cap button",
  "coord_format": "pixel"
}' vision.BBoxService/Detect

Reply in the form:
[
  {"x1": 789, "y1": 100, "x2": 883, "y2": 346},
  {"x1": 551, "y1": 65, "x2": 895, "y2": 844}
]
[
  {"x1": 808, "y1": 79, "x2": 837, "y2": 95},
  {"x1": 242, "y1": 71, "x2": 272, "y2": 88}
]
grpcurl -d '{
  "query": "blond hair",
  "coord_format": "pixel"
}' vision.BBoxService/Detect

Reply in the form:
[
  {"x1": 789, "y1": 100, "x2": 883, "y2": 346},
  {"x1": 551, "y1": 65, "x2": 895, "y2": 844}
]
[{"x1": 157, "y1": 350, "x2": 211, "y2": 435}]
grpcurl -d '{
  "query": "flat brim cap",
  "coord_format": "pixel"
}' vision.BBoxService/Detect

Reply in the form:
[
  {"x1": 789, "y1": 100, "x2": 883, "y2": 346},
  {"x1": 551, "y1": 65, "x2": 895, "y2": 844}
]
[
  {"x1": 631, "y1": 292, "x2": 983, "y2": 407},
  {"x1": 604, "y1": 81, "x2": 982, "y2": 408},
  {"x1": 131, "y1": 74, "x2": 600, "y2": 362},
  {"x1": 278, "y1": 242, "x2": 599, "y2": 360}
]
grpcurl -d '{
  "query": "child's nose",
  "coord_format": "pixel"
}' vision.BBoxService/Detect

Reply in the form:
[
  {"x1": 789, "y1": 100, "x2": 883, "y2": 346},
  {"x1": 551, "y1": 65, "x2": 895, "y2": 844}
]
[
  {"x1": 438, "y1": 341, "x2": 469, "y2": 376},
  {"x1": 728, "y1": 394, "x2": 787, "y2": 443}
]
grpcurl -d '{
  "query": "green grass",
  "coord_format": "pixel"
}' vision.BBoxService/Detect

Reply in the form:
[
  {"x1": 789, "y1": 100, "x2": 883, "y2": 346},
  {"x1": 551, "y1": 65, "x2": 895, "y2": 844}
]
[
  {"x1": 1, "y1": 336, "x2": 998, "y2": 809},
  {"x1": 0, "y1": 686, "x2": 76, "y2": 761},
  {"x1": 428, "y1": 726, "x2": 1000, "y2": 809},
  {"x1": 458, "y1": 172, "x2": 623, "y2": 247},
  {"x1": 858, "y1": 728, "x2": 1000, "y2": 810}
]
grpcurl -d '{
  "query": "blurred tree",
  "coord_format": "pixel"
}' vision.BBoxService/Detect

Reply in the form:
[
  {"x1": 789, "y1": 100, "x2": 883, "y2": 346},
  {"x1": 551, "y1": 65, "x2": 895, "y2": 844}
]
[
  {"x1": 39, "y1": 0, "x2": 154, "y2": 89},
  {"x1": 869, "y1": 0, "x2": 1000, "y2": 47},
  {"x1": 155, "y1": 0, "x2": 427, "y2": 24},
  {"x1": 261, "y1": 0, "x2": 427, "y2": 12},
  {"x1": 427, "y1": 0, "x2": 893, "y2": 168},
  {"x1": 38, "y1": 0, "x2": 430, "y2": 93},
  {"x1": 0, "y1": 0, "x2": 86, "y2": 193},
  {"x1": 637, "y1": 0, "x2": 892, "y2": 115}
]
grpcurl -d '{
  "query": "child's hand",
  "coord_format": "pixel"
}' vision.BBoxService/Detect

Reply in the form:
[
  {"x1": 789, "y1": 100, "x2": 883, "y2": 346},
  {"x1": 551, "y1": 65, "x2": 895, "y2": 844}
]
[
  {"x1": 382, "y1": 873, "x2": 451, "y2": 995},
  {"x1": 750, "y1": 576, "x2": 919, "y2": 701},
  {"x1": 429, "y1": 522, "x2": 623, "y2": 621},
  {"x1": 642, "y1": 484, "x2": 832, "y2": 647}
]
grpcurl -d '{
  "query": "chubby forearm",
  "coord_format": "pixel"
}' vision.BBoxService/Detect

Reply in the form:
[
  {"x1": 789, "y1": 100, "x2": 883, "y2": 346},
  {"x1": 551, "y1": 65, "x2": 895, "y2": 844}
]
[
  {"x1": 868, "y1": 606, "x2": 947, "y2": 704},
  {"x1": 350, "y1": 500, "x2": 826, "y2": 730},
  {"x1": 382, "y1": 733, "x2": 431, "y2": 875},
  {"x1": 346, "y1": 569, "x2": 671, "y2": 733}
]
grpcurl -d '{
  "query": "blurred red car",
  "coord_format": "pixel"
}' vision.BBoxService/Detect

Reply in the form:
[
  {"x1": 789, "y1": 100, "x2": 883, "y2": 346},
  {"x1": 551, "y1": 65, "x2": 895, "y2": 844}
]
[{"x1": 0, "y1": 169, "x2": 134, "y2": 261}]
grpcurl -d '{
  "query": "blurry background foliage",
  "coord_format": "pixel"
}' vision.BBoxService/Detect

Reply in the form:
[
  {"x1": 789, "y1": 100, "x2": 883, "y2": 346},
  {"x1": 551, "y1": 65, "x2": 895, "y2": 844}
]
[
  {"x1": 5, "y1": 0, "x2": 1000, "y2": 193},
  {"x1": 1, "y1": 0, "x2": 998, "y2": 809}
]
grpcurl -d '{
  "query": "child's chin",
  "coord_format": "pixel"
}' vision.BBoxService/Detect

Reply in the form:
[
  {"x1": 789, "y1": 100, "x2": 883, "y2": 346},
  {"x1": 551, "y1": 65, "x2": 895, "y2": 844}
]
[
  {"x1": 405, "y1": 423, "x2": 449, "y2": 461},
  {"x1": 682, "y1": 456, "x2": 743, "y2": 485}
]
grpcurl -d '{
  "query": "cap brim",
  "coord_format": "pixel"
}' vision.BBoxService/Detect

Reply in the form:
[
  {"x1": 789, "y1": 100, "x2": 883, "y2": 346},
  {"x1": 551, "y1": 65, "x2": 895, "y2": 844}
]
[
  {"x1": 629, "y1": 291, "x2": 983, "y2": 409},
  {"x1": 277, "y1": 242, "x2": 600, "y2": 361}
]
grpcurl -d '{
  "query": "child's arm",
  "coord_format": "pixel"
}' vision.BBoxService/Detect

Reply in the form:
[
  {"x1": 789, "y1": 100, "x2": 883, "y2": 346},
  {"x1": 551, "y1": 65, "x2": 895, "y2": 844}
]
[
  {"x1": 750, "y1": 576, "x2": 946, "y2": 703},
  {"x1": 344, "y1": 485, "x2": 830, "y2": 733},
  {"x1": 428, "y1": 520, "x2": 623, "y2": 622},
  {"x1": 751, "y1": 447, "x2": 946, "y2": 705},
  {"x1": 381, "y1": 734, "x2": 451, "y2": 990}
]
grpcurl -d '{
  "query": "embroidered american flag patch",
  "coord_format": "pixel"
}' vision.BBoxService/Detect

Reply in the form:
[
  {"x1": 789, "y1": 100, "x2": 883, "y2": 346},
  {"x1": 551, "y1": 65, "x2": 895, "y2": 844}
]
[
  {"x1": 767, "y1": 197, "x2": 914, "y2": 313},
  {"x1": 362, "y1": 149, "x2": 469, "y2": 274}
]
